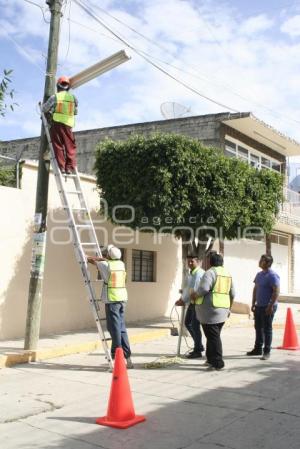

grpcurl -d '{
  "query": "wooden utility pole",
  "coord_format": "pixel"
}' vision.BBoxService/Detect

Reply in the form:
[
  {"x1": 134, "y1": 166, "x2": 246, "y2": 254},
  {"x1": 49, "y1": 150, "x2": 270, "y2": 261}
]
[{"x1": 24, "y1": 0, "x2": 63, "y2": 350}]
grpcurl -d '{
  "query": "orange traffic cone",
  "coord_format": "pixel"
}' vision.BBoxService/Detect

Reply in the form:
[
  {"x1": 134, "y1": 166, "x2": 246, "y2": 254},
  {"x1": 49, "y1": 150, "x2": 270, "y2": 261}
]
[
  {"x1": 96, "y1": 348, "x2": 146, "y2": 429},
  {"x1": 278, "y1": 308, "x2": 300, "y2": 350}
]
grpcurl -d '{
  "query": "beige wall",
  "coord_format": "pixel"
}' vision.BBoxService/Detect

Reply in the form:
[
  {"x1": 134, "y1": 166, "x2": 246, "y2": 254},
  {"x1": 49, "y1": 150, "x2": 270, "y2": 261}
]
[
  {"x1": 224, "y1": 239, "x2": 266, "y2": 302},
  {"x1": 1, "y1": 162, "x2": 296, "y2": 341},
  {"x1": 0, "y1": 162, "x2": 181, "y2": 340}
]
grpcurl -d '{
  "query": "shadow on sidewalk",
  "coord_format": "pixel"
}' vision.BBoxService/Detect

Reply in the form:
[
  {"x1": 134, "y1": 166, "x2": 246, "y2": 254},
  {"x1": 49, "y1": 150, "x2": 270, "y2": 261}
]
[{"x1": 37, "y1": 358, "x2": 300, "y2": 449}]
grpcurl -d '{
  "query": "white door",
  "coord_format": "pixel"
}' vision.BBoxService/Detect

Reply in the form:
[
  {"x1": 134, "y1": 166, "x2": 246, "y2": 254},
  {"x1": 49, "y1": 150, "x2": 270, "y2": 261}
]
[{"x1": 271, "y1": 234, "x2": 289, "y2": 294}]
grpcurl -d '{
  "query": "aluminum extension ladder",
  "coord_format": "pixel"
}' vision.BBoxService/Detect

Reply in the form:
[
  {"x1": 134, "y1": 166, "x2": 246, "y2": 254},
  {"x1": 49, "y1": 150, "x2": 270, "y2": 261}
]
[{"x1": 39, "y1": 104, "x2": 113, "y2": 371}]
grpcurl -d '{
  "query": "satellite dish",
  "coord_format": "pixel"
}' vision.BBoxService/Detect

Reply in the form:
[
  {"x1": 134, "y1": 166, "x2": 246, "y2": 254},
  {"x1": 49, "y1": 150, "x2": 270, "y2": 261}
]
[{"x1": 160, "y1": 102, "x2": 191, "y2": 119}]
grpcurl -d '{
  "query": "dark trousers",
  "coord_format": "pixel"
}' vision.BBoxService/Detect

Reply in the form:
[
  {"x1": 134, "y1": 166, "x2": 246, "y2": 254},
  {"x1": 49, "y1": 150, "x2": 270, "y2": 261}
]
[
  {"x1": 254, "y1": 305, "x2": 277, "y2": 354},
  {"x1": 105, "y1": 302, "x2": 131, "y2": 359},
  {"x1": 201, "y1": 322, "x2": 225, "y2": 369},
  {"x1": 50, "y1": 122, "x2": 77, "y2": 171},
  {"x1": 185, "y1": 304, "x2": 204, "y2": 353}
]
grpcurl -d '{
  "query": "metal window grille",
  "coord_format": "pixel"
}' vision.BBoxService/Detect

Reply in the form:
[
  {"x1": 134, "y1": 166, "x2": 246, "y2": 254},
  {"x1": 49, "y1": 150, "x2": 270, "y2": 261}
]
[{"x1": 132, "y1": 250, "x2": 155, "y2": 282}]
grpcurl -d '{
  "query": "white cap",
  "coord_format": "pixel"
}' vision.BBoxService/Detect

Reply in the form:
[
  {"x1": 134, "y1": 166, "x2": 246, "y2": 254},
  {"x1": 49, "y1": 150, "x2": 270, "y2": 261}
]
[{"x1": 107, "y1": 244, "x2": 121, "y2": 260}]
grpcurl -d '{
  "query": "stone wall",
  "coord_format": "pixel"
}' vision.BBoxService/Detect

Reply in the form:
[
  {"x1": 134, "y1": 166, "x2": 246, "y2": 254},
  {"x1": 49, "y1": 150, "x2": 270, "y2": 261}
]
[{"x1": 0, "y1": 112, "x2": 244, "y2": 175}]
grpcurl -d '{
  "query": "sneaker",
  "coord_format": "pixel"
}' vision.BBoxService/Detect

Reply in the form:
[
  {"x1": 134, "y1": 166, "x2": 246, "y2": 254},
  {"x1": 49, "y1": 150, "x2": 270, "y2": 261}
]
[
  {"x1": 260, "y1": 353, "x2": 270, "y2": 360},
  {"x1": 186, "y1": 351, "x2": 202, "y2": 359},
  {"x1": 246, "y1": 349, "x2": 262, "y2": 356},
  {"x1": 126, "y1": 357, "x2": 134, "y2": 369}
]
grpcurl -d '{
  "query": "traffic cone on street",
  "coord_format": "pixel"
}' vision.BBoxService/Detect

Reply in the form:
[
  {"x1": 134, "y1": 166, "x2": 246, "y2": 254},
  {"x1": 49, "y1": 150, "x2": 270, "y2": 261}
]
[
  {"x1": 96, "y1": 348, "x2": 146, "y2": 429},
  {"x1": 278, "y1": 308, "x2": 300, "y2": 350}
]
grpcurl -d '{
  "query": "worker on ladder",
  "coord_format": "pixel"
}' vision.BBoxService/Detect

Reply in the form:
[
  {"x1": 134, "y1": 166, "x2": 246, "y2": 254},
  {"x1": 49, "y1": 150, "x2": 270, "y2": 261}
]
[
  {"x1": 87, "y1": 245, "x2": 134, "y2": 369},
  {"x1": 42, "y1": 76, "x2": 78, "y2": 175}
]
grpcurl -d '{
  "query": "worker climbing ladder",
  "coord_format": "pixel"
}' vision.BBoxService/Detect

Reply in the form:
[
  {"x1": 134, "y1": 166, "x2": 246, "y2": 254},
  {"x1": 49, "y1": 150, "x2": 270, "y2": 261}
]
[{"x1": 39, "y1": 104, "x2": 113, "y2": 371}]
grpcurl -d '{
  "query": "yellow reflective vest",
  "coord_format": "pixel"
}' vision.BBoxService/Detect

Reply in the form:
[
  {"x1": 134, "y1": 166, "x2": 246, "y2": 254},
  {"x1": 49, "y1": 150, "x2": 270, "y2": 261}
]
[
  {"x1": 211, "y1": 266, "x2": 232, "y2": 308},
  {"x1": 107, "y1": 260, "x2": 128, "y2": 302},
  {"x1": 196, "y1": 266, "x2": 232, "y2": 308},
  {"x1": 53, "y1": 91, "x2": 75, "y2": 127}
]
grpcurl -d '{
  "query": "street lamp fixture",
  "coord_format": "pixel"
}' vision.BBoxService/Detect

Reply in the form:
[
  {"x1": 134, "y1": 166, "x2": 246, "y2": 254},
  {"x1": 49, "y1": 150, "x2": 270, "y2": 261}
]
[{"x1": 69, "y1": 50, "x2": 131, "y2": 89}]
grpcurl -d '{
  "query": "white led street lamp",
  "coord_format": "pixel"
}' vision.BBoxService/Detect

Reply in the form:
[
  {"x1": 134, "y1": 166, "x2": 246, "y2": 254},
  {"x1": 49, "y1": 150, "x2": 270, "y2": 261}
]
[{"x1": 69, "y1": 50, "x2": 131, "y2": 89}]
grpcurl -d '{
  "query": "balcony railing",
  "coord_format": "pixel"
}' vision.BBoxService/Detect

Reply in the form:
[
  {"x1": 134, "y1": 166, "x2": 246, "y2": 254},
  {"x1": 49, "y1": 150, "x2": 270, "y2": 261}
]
[{"x1": 279, "y1": 188, "x2": 300, "y2": 223}]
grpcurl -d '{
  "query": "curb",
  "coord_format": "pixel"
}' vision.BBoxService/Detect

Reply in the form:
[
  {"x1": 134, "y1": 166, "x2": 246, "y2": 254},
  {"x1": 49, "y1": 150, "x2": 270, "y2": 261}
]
[{"x1": 0, "y1": 328, "x2": 170, "y2": 369}]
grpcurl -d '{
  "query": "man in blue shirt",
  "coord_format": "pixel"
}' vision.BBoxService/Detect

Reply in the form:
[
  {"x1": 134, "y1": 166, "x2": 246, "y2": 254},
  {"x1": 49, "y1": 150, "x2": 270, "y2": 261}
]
[{"x1": 247, "y1": 254, "x2": 280, "y2": 360}]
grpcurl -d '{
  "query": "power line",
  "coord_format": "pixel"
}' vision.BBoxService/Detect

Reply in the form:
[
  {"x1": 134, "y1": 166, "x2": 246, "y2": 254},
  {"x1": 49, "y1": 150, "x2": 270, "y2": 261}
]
[
  {"x1": 73, "y1": 0, "x2": 300, "y2": 127},
  {"x1": 24, "y1": 0, "x2": 50, "y2": 23},
  {"x1": 64, "y1": 16, "x2": 119, "y2": 43},
  {"x1": 76, "y1": 2, "x2": 300, "y2": 124},
  {"x1": 73, "y1": 0, "x2": 240, "y2": 112},
  {"x1": 59, "y1": 0, "x2": 72, "y2": 69},
  {"x1": 86, "y1": 2, "x2": 170, "y2": 54},
  {"x1": 2, "y1": 26, "x2": 46, "y2": 74}
]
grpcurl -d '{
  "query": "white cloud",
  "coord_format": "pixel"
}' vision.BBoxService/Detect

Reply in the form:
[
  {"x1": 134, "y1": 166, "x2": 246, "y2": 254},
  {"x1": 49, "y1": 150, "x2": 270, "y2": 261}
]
[
  {"x1": 281, "y1": 15, "x2": 300, "y2": 37},
  {"x1": 238, "y1": 14, "x2": 274, "y2": 36},
  {"x1": 1, "y1": 0, "x2": 300, "y2": 145}
]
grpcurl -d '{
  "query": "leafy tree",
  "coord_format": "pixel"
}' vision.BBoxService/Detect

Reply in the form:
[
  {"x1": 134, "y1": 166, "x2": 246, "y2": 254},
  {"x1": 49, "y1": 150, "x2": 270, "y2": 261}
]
[
  {"x1": 94, "y1": 133, "x2": 283, "y2": 260},
  {"x1": 0, "y1": 69, "x2": 17, "y2": 117},
  {"x1": 0, "y1": 164, "x2": 17, "y2": 187}
]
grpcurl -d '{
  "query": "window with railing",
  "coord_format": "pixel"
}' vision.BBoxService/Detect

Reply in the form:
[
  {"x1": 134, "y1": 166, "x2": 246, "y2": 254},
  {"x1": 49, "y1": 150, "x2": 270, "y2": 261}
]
[
  {"x1": 132, "y1": 250, "x2": 155, "y2": 282},
  {"x1": 224, "y1": 138, "x2": 282, "y2": 173}
]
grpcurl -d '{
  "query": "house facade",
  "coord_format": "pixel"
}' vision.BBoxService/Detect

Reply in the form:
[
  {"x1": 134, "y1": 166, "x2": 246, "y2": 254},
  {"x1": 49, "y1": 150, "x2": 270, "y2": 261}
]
[{"x1": 1, "y1": 112, "x2": 300, "y2": 339}]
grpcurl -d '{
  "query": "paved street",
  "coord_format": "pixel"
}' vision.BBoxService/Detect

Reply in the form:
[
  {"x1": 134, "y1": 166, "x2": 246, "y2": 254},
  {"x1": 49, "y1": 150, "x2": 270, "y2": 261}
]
[{"x1": 1, "y1": 321, "x2": 300, "y2": 449}]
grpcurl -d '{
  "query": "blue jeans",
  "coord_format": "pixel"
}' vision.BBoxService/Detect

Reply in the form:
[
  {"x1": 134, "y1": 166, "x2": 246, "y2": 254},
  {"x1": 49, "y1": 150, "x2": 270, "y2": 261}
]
[
  {"x1": 254, "y1": 305, "x2": 277, "y2": 354},
  {"x1": 105, "y1": 302, "x2": 131, "y2": 359},
  {"x1": 185, "y1": 303, "x2": 204, "y2": 353}
]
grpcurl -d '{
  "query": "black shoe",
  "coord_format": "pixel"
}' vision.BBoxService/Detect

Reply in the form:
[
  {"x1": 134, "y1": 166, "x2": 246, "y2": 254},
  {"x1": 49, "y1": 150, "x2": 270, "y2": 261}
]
[
  {"x1": 260, "y1": 353, "x2": 270, "y2": 360},
  {"x1": 186, "y1": 351, "x2": 202, "y2": 359},
  {"x1": 246, "y1": 349, "x2": 262, "y2": 356},
  {"x1": 126, "y1": 357, "x2": 134, "y2": 369},
  {"x1": 207, "y1": 365, "x2": 224, "y2": 371}
]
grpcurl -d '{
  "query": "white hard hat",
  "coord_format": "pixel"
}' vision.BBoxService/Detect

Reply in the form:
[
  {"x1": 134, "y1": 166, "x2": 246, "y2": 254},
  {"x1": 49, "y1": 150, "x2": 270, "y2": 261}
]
[{"x1": 107, "y1": 244, "x2": 121, "y2": 260}]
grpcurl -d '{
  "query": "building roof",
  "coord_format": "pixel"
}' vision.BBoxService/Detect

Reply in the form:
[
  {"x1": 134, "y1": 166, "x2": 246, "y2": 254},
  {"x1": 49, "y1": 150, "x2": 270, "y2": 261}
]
[{"x1": 222, "y1": 112, "x2": 300, "y2": 157}]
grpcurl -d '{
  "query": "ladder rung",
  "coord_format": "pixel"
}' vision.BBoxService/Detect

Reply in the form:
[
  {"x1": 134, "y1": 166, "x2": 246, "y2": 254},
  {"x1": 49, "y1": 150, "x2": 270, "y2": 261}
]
[
  {"x1": 102, "y1": 337, "x2": 112, "y2": 342},
  {"x1": 64, "y1": 190, "x2": 82, "y2": 195},
  {"x1": 62, "y1": 206, "x2": 87, "y2": 211},
  {"x1": 81, "y1": 242, "x2": 97, "y2": 246},
  {"x1": 75, "y1": 224, "x2": 93, "y2": 228}
]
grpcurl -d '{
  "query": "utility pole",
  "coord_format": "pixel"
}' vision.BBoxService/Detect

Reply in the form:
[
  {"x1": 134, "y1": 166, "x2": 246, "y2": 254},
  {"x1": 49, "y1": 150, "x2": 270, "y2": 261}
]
[{"x1": 24, "y1": 0, "x2": 63, "y2": 350}]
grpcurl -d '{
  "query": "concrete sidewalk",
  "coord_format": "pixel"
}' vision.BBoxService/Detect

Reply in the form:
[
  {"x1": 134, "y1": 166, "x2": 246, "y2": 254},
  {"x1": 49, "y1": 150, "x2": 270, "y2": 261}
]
[
  {"x1": 1, "y1": 302, "x2": 300, "y2": 369},
  {"x1": 1, "y1": 318, "x2": 300, "y2": 449}
]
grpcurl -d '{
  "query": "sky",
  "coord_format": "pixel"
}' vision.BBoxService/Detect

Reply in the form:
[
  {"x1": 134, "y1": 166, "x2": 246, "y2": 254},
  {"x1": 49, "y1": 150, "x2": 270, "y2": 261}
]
[{"x1": 1, "y1": 0, "x2": 300, "y2": 162}]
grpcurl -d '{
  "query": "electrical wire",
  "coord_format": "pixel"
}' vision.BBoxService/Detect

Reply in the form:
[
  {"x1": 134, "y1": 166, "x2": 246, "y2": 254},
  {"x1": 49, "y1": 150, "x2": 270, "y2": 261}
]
[
  {"x1": 73, "y1": 0, "x2": 300, "y2": 126},
  {"x1": 64, "y1": 17, "x2": 119, "y2": 43},
  {"x1": 170, "y1": 303, "x2": 193, "y2": 352},
  {"x1": 59, "y1": 0, "x2": 72, "y2": 69},
  {"x1": 73, "y1": 0, "x2": 240, "y2": 112},
  {"x1": 2, "y1": 26, "x2": 45, "y2": 74},
  {"x1": 24, "y1": 0, "x2": 50, "y2": 23},
  {"x1": 136, "y1": 48, "x2": 300, "y2": 126},
  {"x1": 87, "y1": 2, "x2": 170, "y2": 54}
]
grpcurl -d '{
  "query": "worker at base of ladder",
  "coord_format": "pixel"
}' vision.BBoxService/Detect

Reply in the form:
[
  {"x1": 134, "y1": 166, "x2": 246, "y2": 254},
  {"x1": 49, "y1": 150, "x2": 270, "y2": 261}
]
[
  {"x1": 87, "y1": 245, "x2": 134, "y2": 369},
  {"x1": 42, "y1": 75, "x2": 78, "y2": 175}
]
